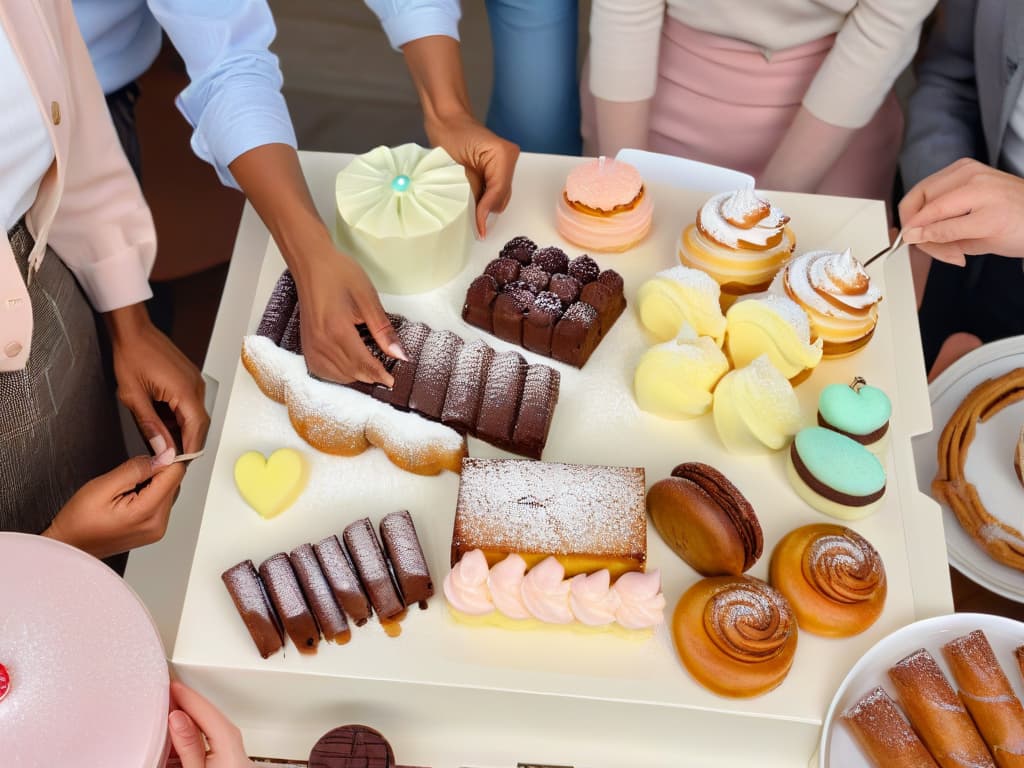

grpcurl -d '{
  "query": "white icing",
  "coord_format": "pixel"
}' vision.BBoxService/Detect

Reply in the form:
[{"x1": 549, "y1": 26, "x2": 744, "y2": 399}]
[
  {"x1": 699, "y1": 190, "x2": 788, "y2": 249},
  {"x1": 774, "y1": 249, "x2": 881, "y2": 319}
]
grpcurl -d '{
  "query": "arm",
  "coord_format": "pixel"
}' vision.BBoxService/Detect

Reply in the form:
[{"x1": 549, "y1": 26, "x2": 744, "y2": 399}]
[
  {"x1": 400, "y1": 34, "x2": 519, "y2": 236},
  {"x1": 763, "y1": 0, "x2": 936, "y2": 192},
  {"x1": 588, "y1": 0, "x2": 665, "y2": 156}
]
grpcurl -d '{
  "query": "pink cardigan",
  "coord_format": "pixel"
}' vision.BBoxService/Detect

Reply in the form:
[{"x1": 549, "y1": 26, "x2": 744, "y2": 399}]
[{"x1": 0, "y1": 1, "x2": 155, "y2": 373}]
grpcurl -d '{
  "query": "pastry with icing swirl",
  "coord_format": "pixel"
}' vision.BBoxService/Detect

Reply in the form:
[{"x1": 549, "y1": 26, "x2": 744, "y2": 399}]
[
  {"x1": 672, "y1": 575, "x2": 797, "y2": 698},
  {"x1": 769, "y1": 248, "x2": 882, "y2": 357},
  {"x1": 769, "y1": 524, "x2": 886, "y2": 637},
  {"x1": 678, "y1": 189, "x2": 796, "y2": 304}
]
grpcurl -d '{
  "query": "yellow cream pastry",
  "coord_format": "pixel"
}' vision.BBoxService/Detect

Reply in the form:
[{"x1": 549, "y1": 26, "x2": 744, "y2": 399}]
[
  {"x1": 233, "y1": 448, "x2": 307, "y2": 519},
  {"x1": 770, "y1": 249, "x2": 882, "y2": 357},
  {"x1": 713, "y1": 355, "x2": 802, "y2": 453},
  {"x1": 335, "y1": 143, "x2": 472, "y2": 295},
  {"x1": 679, "y1": 189, "x2": 796, "y2": 305},
  {"x1": 724, "y1": 294, "x2": 823, "y2": 381},
  {"x1": 636, "y1": 265, "x2": 727, "y2": 345},
  {"x1": 634, "y1": 328, "x2": 730, "y2": 419}
]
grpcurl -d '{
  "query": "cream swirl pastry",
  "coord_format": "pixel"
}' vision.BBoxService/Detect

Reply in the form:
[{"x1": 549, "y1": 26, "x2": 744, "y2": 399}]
[
  {"x1": 636, "y1": 265, "x2": 727, "y2": 344},
  {"x1": 569, "y1": 571, "x2": 621, "y2": 626},
  {"x1": 442, "y1": 549, "x2": 494, "y2": 616},
  {"x1": 769, "y1": 523, "x2": 886, "y2": 638},
  {"x1": 724, "y1": 294, "x2": 822, "y2": 381},
  {"x1": 613, "y1": 570, "x2": 667, "y2": 630},
  {"x1": 713, "y1": 355, "x2": 802, "y2": 454},
  {"x1": 520, "y1": 556, "x2": 574, "y2": 624},
  {"x1": 770, "y1": 248, "x2": 882, "y2": 357},
  {"x1": 487, "y1": 553, "x2": 531, "y2": 620},
  {"x1": 679, "y1": 189, "x2": 796, "y2": 302}
]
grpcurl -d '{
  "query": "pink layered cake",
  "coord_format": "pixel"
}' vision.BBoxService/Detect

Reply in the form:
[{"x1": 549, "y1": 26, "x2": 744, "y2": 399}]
[
  {"x1": 555, "y1": 157, "x2": 653, "y2": 252},
  {"x1": 0, "y1": 533, "x2": 169, "y2": 767}
]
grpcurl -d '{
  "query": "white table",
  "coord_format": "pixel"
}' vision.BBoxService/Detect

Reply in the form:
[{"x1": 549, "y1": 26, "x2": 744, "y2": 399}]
[{"x1": 127, "y1": 151, "x2": 953, "y2": 767}]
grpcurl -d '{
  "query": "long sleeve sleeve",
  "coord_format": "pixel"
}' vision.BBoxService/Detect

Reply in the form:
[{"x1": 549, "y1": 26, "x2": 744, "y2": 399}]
[
  {"x1": 150, "y1": 0, "x2": 297, "y2": 188},
  {"x1": 588, "y1": 0, "x2": 666, "y2": 102},
  {"x1": 363, "y1": 0, "x2": 461, "y2": 49},
  {"x1": 803, "y1": 0, "x2": 937, "y2": 129},
  {"x1": 900, "y1": 0, "x2": 985, "y2": 190},
  {"x1": 46, "y1": 2, "x2": 155, "y2": 312}
]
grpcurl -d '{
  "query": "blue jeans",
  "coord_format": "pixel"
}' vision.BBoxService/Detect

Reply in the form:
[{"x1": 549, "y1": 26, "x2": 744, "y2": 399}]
[{"x1": 484, "y1": 0, "x2": 582, "y2": 156}]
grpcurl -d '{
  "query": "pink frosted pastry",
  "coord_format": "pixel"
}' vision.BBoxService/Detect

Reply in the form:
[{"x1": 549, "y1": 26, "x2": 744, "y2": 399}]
[
  {"x1": 556, "y1": 156, "x2": 653, "y2": 252},
  {"x1": 0, "y1": 533, "x2": 169, "y2": 767}
]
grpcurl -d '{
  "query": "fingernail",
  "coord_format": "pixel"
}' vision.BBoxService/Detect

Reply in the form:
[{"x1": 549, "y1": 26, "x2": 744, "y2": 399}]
[
  {"x1": 151, "y1": 447, "x2": 175, "y2": 469},
  {"x1": 387, "y1": 343, "x2": 409, "y2": 362},
  {"x1": 902, "y1": 227, "x2": 922, "y2": 243},
  {"x1": 169, "y1": 710, "x2": 191, "y2": 735},
  {"x1": 149, "y1": 434, "x2": 167, "y2": 455}
]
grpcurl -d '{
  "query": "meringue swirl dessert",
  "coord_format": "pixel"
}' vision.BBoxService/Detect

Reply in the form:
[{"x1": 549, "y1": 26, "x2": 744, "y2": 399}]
[
  {"x1": 679, "y1": 189, "x2": 796, "y2": 304},
  {"x1": 769, "y1": 248, "x2": 882, "y2": 357}
]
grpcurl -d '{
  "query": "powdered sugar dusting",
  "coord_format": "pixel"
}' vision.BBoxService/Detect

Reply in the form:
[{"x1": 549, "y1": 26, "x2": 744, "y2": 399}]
[
  {"x1": 453, "y1": 458, "x2": 646, "y2": 559},
  {"x1": 259, "y1": 554, "x2": 311, "y2": 621},
  {"x1": 756, "y1": 295, "x2": 812, "y2": 342},
  {"x1": 843, "y1": 687, "x2": 923, "y2": 750},
  {"x1": 698, "y1": 191, "x2": 789, "y2": 249},
  {"x1": 704, "y1": 579, "x2": 793, "y2": 663}
]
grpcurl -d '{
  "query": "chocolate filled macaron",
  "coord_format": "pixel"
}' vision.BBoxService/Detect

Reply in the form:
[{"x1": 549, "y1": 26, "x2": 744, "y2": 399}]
[
  {"x1": 646, "y1": 462, "x2": 763, "y2": 576},
  {"x1": 817, "y1": 377, "x2": 891, "y2": 454},
  {"x1": 787, "y1": 427, "x2": 886, "y2": 520}
]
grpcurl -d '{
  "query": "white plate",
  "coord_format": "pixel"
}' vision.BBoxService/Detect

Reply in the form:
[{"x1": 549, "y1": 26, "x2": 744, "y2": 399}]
[
  {"x1": 819, "y1": 613, "x2": 1024, "y2": 767},
  {"x1": 913, "y1": 335, "x2": 1024, "y2": 602}
]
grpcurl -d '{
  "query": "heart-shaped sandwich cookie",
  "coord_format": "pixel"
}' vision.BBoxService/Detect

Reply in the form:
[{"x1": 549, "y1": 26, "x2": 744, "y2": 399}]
[
  {"x1": 817, "y1": 377, "x2": 891, "y2": 454},
  {"x1": 233, "y1": 448, "x2": 307, "y2": 519},
  {"x1": 647, "y1": 462, "x2": 763, "y2": 576}
]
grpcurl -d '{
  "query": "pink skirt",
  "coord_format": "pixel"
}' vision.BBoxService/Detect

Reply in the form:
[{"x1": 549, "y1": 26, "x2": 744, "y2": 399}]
[{"x1": 582, "y1": 17, "x2": 903, "y2": 202}]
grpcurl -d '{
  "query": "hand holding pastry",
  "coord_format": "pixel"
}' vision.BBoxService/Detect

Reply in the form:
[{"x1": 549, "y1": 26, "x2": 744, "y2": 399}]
[
  {"x1": 42, "y1": 456, "x2": 186, "y2": 560},
  {"x1": 900, "y1": 158, "x2": 1024, "y2": 265},
  {"x1": 106, "y1": 303, "x2": 209, "y2": 456},
  {"x1": 167, "y1": 681, "x2": 254, "y2": 768}
]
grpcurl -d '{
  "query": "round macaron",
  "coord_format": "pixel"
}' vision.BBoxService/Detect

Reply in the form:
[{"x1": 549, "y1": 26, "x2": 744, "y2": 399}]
[
  {"x1": 646, "y1": 462, "x2": 763, "y2": 576},
  {"x1": 817, "y1": 377, "x2": 891, "y2": 454},
  {"x1": 787, "y1": 427, "x2": 886, "y2": 520}
]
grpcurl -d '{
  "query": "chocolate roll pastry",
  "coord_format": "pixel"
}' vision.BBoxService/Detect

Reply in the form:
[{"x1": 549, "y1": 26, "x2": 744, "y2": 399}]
[
  {"x1": 379, "y1": 510, "x2": 433, "y2": 608},
  {"x1": 314, "y1": 535, "x2": 373, "y2": 626},
  {"x1": 943, "y1": 630, "x2": 1024, "y2": 767},
  {"x1": 475, "y1": 350, "x2": 527, "y2": 448},
  {"x1": 408, "y1": 329, "x2": 463, "y2": 420},
  {"x1": 257, "y1": 271, "x2": 298, "y2": 344},
  {"x1": 441, "y1": 339, "x2": 494, "y2": 434},
  {"x1": 343, "y1": 518, "x2": 405, "y2": 620},
  {"x1": 374, "y1": 321, "x2": 430, "y2": 409},
  {"x1": 510, "y1": 364, "x2": 561, "y2": 460},
  {"x1": 280, "y1": 303, "x2": 303, "y2": 354},
  {"x1": 258, "y1": 553, "x2": 320, "y2": 654},
  {"x1": 888, "y1": 649, "x2": 994, "y2": 768},
  {"x1": 842, "y1": 687, "x2": 939, "y2": 767},
  {"x1": 462, "y1": 275, "x2": 499, "y2": 333},
  {"x1": 221, "y1": 560, "x2": 284, "y2": 658},
  {"x1": 290, "y1": 543, "x2": 350, "y2": 643}
]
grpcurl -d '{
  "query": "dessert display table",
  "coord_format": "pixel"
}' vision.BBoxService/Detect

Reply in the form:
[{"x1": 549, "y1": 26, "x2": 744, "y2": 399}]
[{"x1": 126, "y1": 151, "x2": 954, "y2": 767}]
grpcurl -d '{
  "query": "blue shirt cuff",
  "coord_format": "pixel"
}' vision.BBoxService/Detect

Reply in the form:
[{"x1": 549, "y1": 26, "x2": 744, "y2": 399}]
[{"x1": 376, "y1": 6, "x2": 460, "y2": 49}]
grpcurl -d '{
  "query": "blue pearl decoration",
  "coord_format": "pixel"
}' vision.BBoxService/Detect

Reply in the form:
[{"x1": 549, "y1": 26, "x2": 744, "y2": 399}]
[{"x1": 391, "y1": 174, "x2": 411, "y2": 192}]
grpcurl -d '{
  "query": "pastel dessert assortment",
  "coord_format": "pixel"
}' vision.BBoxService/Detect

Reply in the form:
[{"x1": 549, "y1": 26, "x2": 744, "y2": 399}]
[
  {"x1": 334, "y1": 143, "x2": 472, "y2": 294},
  {"x1": 222, "y1": 510, "x2": 432, "y2": 657},
  {"x1": 1, "y1": 533, "x2": 170, "y2": 768},
  {"x1": 678, "y1": 189, "x2": 796, "y2": 303},
  {"x1": 724, "y1": 294, "x2": 822, "y2": 380},
  {"x1": 636, "y1": 264, "x2": 727, "y2": 344},
  {"x1": 787, "y1": 427, "x2": 887, "y2": 520},
  {"x1": 633, "y1": 328, "x2": 729, "y2": 419},
  {"x1": 770, "y1": 248, "x2": 882, "y2": 357},
  {"x1": 462, "y1": 236, "x2": 627, "y2": 367},
  {"x1": 712, "y1": 355, "x2": 801, "y2": 453},
  {"x1": 646, "y1": 463, "x2": 763, "y2": 577},
  {"x1": 233, "y1": 448, "x2": 307, "y2": 519},
  {"x1": 555, "y1": 156, "x2": 653, "y2": 252},
  {"x1": 817, "y1": 376, "x2": 892, "y2": 454}
]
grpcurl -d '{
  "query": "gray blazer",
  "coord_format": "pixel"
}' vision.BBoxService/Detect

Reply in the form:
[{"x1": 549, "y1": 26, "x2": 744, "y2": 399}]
[{"x1": 901, "y1": 0, "x2": 1024, "y2": 190}]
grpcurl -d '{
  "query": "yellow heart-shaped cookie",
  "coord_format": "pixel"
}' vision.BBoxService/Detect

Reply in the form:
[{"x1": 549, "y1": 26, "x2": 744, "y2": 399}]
[{"x1": 233, "y1": 448, "x2": 306, "y2": 519}]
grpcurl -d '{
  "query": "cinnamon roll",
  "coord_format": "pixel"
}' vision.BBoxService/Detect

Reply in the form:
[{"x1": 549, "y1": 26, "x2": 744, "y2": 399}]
[
  {"x1": 769, "y1": 249, "x2": 882, "y2": 357},
  {"x1": 678, "y1": 189, "x2": 796, "y2": 305},
  {"x1": 672, "y1": 575, "x2": 798, "y2": 698},
  {"x1": 769, "y1": 524, "x2": 886, "y2": 637}
]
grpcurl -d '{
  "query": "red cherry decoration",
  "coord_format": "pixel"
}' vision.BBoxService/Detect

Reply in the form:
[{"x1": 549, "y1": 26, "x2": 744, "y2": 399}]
[{"x1": 0, "y1": 663, "x2": 10, "y2": 703}]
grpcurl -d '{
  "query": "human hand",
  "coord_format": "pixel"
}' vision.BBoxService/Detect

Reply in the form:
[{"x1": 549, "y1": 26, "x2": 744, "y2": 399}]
[
  {"x1": 292, "y1": 231, "x2": 406, "y2": 386},
  {"x1": 167, "y1": 681, "x2": 253, "y2": 768},
  {"x1": 425, "y1": 110, "x2": 520, "y2": 238},
  {"x1": 106, "y1": 304, "x2": 209, "y2": 456},
  {"x1": 900, "y1": 158, "x2": 1024, "y2": 265},
  {"x1": 42, "y1": 456, "x2": 185, "y2": 560}
]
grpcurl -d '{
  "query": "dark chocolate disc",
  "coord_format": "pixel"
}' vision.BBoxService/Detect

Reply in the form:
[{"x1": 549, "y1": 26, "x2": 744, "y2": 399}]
[{"x1": 308, "y1": 724, "x2": 395, "y2": 768}]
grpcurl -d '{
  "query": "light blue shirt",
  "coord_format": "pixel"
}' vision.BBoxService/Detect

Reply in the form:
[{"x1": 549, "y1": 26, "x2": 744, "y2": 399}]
[
  {"x1": 364, "y1": 0, "x2": 460, "y2": 49},
  {"x1": 73, "y1": 0, "x2": 296, "y2": 188}
]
